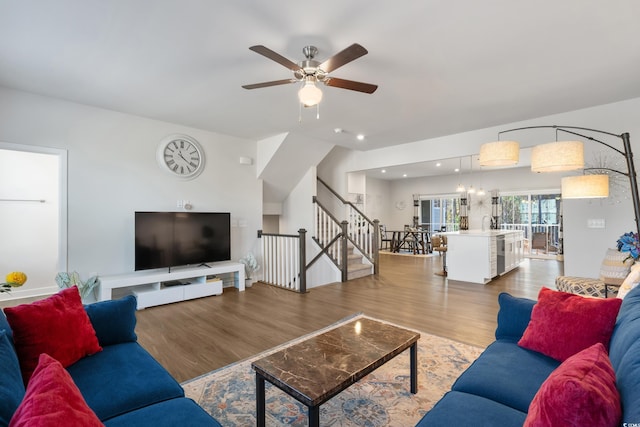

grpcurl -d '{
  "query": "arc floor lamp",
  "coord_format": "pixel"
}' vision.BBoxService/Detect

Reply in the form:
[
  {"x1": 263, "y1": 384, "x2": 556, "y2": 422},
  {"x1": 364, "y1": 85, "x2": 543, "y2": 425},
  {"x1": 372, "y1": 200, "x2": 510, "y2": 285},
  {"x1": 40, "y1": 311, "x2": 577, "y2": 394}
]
[{"x1": 479, "y1": 125, "x2": 639, "y2": 238}]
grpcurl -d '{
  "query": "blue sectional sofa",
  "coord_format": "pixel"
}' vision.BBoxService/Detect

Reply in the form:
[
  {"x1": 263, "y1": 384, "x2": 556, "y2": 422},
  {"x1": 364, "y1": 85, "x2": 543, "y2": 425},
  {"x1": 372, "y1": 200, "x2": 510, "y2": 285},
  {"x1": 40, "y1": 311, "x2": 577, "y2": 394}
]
[
  {"x1": 417, "y1": 285, "x2": 640, "y2": 426},
  {"x1": 0, "y1": 294, "x2": 222, "y2": 426}
]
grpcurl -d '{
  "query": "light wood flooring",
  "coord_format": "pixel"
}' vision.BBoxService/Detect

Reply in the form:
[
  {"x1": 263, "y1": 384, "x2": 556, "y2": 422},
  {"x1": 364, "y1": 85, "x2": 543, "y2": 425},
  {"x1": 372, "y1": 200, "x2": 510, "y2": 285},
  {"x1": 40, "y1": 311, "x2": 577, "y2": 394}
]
[{"x1": 132, "y1": 253, "x2": 562, "y2": 382}]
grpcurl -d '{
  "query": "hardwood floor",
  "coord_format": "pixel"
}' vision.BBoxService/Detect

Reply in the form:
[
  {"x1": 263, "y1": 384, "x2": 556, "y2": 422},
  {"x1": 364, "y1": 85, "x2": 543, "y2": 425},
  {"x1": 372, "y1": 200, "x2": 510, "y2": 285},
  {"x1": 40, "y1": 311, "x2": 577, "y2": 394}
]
[{"x1": 133, "y1": 253, "x2": 563, "y2": 382}]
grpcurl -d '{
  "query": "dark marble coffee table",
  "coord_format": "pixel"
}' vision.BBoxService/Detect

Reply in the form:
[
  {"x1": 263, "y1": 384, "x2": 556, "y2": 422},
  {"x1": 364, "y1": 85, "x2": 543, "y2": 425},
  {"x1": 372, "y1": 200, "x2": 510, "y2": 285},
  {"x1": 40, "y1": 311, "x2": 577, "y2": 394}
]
[{"x1": 251, "y1": 317, "x2": 420, "y2": 427}]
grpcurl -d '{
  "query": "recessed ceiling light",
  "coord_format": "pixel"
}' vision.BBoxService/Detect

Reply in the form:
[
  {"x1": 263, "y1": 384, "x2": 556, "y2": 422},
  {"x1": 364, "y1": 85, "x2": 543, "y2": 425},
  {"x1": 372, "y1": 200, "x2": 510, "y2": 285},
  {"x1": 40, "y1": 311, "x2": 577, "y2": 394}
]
[
  {"x1": 454, "y1": 168, "x2": 460, "y2": 172},
  {"x1": 381, "y1": 169, "x2": 386, "y2": 173},
  {"x1": 356, "y1": 134, "x2": 365, "y2": 141},
  {"x1": 403, "y1": 173, "x2": 408, "y2": 178},
  {"x1": 436, "y1": 162, "x2": 441, "y2": 167}
]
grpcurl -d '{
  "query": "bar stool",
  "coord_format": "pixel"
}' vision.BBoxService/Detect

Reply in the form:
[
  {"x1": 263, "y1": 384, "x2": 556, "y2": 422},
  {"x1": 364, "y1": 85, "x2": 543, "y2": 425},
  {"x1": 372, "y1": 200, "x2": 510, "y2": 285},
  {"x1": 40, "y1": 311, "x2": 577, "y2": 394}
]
[{"x1": 432, "y1": 235, "x2": 447, "y2": 276}]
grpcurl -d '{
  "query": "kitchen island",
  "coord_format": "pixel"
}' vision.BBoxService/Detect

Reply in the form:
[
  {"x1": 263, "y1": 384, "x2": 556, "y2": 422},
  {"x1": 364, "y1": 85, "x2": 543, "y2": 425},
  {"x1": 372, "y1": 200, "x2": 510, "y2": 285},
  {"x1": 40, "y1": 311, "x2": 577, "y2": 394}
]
[{"x1": 445, "y1": 230, "x2": 524, "y2": 284}]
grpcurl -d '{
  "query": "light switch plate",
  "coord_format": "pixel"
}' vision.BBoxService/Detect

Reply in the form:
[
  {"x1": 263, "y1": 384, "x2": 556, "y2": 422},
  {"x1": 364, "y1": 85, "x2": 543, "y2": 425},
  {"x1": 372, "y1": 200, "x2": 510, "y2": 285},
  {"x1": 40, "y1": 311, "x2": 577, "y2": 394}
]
[{"x1": 587, "y1": 219, "x2": 606, "y2": 229}]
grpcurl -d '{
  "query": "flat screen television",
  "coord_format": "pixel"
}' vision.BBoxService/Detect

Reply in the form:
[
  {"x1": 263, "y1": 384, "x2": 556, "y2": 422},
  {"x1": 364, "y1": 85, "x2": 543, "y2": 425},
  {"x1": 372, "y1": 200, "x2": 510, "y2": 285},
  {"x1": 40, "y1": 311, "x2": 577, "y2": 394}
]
[{"x1": 135, "y1": 212, "x2": 231, "y2": 271}]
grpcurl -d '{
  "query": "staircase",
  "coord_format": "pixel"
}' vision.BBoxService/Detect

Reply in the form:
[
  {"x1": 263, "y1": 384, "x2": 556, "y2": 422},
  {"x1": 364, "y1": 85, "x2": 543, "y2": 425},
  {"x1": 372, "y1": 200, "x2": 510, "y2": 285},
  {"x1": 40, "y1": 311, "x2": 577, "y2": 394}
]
[
  {"x1": 347, "y1": 244, "x2": 373, "y2": 280},
  {"x1": 312, "y1": 177, "x2": 379, "y2": 282}
]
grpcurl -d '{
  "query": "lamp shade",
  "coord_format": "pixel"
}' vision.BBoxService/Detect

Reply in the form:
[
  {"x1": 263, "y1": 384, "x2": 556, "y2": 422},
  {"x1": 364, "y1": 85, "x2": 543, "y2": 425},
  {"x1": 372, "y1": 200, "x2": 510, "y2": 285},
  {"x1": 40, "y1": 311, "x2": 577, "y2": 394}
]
[
  {"x1": 561, "y1": 174, "x2": 609, "y2": 199},
  {"x1": 531, "y1": 141, "x2": 584, "y2": 172},
  {"x1": 479, "y1": 141, "x2": 519, "y2": 166},
  {"x1": 298, "y1": 80, "x2": 323, "y2": 106}
]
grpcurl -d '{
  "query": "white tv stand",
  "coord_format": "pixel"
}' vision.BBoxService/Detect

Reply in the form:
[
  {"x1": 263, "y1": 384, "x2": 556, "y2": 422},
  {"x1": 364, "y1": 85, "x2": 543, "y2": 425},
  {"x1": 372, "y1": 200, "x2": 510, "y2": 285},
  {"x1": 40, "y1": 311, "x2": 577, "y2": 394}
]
[{"x1": 98, "y1": 261, "x2": 245, "y2": 309}]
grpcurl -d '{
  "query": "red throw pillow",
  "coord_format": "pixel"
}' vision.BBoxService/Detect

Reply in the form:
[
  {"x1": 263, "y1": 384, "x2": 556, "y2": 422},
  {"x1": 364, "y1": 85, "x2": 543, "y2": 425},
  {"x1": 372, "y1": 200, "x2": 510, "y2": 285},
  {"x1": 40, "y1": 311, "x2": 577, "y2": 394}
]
[
  {"x1": 518, "y1": 287, "x2": 622, "y2": 361},
  {"x1": 9, "y1": 353, "x2": 104, "y2": 427},
  {"x1": 524, "y1": 343, "x2": 621, "y2": 427},
  {"x1": 4, "y1": 287, "x2": 102, "y2": 382}
]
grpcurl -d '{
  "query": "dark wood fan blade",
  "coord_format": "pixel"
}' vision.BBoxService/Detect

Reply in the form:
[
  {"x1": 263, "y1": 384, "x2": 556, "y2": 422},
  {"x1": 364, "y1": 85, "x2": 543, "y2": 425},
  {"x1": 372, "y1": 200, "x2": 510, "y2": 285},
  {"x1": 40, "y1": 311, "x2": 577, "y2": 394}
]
[
  {"x1": 325, "y1": 77, "x2": 378, "y2": 94},
  {"x1": 319, "y1": 43, "x2": 368, "y2": 73},
  {"x1": 248, "y1": 45, "x2": 302, "y2": 72},
  {"x1": 242, "y1": 79, "x2": 297, "y2": 90}
]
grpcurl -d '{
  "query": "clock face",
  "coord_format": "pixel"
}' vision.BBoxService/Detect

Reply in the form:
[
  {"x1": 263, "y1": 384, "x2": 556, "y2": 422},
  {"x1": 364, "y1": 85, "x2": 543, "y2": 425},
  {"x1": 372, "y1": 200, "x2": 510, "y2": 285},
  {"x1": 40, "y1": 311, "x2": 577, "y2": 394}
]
[{"x1": 157, "y1": 135, "x2": 205, "y2": 179}]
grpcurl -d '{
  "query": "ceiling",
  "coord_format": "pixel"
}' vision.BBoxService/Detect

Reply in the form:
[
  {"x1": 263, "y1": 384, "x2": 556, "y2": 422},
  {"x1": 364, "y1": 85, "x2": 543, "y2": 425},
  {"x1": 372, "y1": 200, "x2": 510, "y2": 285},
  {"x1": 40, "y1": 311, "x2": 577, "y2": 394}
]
[{"x1": 1, "y1": 0, "x2": 639, "y2": 160}]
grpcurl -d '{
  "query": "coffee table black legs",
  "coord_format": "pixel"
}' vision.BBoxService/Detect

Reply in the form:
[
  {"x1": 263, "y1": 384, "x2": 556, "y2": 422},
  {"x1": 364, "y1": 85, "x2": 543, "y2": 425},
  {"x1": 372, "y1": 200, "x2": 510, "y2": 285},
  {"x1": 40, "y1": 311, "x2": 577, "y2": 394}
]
[
  {"x1": 308, "y1": 405, "x2": 320, "y2": 427},
  {"x1": 410, "y1": 341, "x2": 418, "y2": 394},
  {"x1": 256, "y1": 373, "x2": 265, "y2": 427},
  {"x1": 256, "y1": 372, "x2": 320, "y2": 427}
]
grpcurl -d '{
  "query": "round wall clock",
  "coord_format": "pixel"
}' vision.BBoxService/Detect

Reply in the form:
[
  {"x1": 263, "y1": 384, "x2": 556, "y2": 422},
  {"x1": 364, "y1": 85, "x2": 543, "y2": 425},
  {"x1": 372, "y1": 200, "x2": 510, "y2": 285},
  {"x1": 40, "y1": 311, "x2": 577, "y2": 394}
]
[{"x1": 156, "y1": 134, "x2": 205, "y2": 180}]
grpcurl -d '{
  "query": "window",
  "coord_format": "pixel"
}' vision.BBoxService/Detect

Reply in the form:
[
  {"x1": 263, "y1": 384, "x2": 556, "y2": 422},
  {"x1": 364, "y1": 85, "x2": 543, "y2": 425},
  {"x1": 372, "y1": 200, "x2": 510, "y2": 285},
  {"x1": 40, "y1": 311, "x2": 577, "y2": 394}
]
[{"x1": 419, "y1": 194, "x2": 461, "y2": 231}]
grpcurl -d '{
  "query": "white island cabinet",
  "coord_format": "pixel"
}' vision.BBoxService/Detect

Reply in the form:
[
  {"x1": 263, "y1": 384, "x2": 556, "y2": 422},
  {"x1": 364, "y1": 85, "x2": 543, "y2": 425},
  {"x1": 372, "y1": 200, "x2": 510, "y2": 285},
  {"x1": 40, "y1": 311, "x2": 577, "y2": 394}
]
[{"x1": 446, "y1": 230, "x2": 524, "y2": 284}]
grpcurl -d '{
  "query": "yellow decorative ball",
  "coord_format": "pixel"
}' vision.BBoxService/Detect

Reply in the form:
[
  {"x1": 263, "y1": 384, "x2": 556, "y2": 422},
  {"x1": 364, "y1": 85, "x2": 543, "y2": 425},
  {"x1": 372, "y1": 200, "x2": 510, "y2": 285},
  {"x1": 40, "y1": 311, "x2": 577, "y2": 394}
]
[{"x1": 6, "y1": 272, "x2": 27, "y2": 287}]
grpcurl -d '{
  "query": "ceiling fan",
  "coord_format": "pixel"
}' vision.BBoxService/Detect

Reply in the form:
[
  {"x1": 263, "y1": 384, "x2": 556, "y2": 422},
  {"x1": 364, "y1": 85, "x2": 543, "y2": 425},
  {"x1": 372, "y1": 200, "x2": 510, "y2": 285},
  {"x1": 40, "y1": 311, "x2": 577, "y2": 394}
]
[{"x1": 242, "y1": 44, "x2": 378, "y2": 107}]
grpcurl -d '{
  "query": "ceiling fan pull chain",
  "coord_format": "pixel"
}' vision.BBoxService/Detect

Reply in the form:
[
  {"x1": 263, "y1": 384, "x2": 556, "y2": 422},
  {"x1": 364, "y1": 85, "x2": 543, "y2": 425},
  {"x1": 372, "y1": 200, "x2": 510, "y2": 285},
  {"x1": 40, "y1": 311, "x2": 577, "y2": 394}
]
[{"x1": 316, "y1": 103, "x2": 320, "y2": 120}]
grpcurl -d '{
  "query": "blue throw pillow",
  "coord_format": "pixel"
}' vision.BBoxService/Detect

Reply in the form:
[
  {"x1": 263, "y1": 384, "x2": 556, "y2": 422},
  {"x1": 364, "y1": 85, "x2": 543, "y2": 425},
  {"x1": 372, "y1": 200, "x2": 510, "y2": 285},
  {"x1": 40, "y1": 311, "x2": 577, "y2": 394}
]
[
  {"x1": 0, "y1": 330, "x2": 26, "y2": 425},
  {"x1": 495, "y1": 292, "x2": 536, "y2": 341},
  {"x1": 85, "y1": 295, "x2": 137, "y2": 346}
]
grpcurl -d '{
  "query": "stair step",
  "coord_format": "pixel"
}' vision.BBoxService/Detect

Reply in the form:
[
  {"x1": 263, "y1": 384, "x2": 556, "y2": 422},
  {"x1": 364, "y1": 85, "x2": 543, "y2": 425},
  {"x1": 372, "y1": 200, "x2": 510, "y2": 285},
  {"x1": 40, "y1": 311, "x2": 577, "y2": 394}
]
[
  {"x1": 347, "y1": 263, "x2": 373, "y2": 280},
  {"x1": 347, "y1": 253, "x2": 362, "y2": 263}
]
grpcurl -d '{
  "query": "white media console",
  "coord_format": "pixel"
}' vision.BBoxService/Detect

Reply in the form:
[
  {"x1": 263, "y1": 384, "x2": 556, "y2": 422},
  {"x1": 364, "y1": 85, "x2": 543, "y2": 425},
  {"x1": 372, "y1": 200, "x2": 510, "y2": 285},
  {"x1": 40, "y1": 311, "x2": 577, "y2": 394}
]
[{"x1": 98, "y1": 261, "x2": 245, "y2": 309}]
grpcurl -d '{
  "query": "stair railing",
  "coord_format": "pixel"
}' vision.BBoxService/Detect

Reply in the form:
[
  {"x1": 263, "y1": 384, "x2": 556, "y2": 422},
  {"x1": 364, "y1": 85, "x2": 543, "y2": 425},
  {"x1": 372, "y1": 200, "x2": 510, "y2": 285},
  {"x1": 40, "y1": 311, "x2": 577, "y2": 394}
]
[
  {"x1": 311, "y1": 198, "x2": 348, "y2": 281},
  {"x1": 260, "y1": 229, "x2": 307, "y2": 293},
  {"x1": 316, "y1": 177, "x2": 379, "y2": 274}
]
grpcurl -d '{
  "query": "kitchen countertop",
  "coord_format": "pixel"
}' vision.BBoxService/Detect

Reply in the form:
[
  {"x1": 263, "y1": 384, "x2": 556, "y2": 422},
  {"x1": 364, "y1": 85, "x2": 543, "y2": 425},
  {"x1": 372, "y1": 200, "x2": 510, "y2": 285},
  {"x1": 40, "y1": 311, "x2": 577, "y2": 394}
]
[{"x1": 444, "y1": 230, "x2": 523, "y2": 237}]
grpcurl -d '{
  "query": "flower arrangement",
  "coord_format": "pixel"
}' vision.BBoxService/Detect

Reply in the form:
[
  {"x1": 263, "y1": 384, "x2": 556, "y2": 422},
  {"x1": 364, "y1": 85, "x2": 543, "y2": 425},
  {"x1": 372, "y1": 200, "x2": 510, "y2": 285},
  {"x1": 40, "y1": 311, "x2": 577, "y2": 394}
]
[
  {"x1": 55, "y1": 271, "x2": 99, "y2": 302},
  {"x1": 239, "y1": 252, "x2": 260, "y2": 279},
  {"x1": 617, "y1": 231, "x2": 640, "y2": 261},
  {"x1": 1, "y1": 271, "x2": 27, "y2": 293}
]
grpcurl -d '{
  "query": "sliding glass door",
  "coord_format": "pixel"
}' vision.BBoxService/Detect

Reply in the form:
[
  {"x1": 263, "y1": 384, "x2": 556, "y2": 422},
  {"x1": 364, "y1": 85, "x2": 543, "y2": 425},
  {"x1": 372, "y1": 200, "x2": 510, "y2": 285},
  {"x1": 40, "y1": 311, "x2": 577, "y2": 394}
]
[{"x1": 500, "y1": 191, "x2": 561, "y2": 258}]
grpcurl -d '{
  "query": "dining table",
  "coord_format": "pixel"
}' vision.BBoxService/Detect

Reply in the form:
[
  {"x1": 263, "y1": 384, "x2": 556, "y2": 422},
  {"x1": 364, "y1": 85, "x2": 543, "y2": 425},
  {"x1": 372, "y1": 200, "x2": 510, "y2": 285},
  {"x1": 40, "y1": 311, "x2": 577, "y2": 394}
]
[{"x1": 388, "y1": 229, "x2": 431, "y2": 254}]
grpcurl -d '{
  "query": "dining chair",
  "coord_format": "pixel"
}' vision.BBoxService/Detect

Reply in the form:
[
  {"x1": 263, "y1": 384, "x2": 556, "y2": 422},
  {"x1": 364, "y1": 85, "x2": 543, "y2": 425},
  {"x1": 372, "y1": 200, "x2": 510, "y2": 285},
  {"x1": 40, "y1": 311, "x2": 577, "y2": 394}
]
[
  {"x1": 531, "y1": 232, "x2": 547, "y2": 254},
  {"x1": 379, "y1": 225, "x2": 393, "y2": 251}
]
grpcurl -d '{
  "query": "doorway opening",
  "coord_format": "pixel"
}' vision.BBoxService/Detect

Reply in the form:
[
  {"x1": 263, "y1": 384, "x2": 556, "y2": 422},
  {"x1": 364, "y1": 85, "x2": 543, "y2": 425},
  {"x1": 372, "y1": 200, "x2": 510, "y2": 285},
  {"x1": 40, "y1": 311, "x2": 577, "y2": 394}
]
[
  {"x1": 0, "y1": 143, "x2": 67, "y2": 299},
  {"x1": 500, "y1": 191, "x2": 561, "y2": 259}
]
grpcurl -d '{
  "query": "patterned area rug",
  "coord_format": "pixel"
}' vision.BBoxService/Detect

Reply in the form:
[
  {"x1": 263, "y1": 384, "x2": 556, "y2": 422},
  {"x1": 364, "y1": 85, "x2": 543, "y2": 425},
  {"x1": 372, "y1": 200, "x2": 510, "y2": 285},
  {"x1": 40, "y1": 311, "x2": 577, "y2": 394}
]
[{"x1": 182, "y1": 314, "x2": 483, "y2": 427}]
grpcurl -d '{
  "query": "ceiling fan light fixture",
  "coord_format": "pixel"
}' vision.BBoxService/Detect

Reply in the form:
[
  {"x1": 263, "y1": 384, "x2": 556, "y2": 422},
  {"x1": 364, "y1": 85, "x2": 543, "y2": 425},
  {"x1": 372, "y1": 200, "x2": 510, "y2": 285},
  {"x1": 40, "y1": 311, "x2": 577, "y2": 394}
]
[{"x1": 298, "y1": 79, "x2": 323, "y2": 107}]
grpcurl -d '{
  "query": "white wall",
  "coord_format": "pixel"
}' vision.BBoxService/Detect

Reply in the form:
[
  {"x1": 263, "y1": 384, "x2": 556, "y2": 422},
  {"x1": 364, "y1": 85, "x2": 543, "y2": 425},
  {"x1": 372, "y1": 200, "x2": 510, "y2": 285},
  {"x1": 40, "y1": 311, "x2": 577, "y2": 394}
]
[
  {"x1": 319, "y1": 98, "x2": 640, "y2": 278},
  {"x1": 317, "y1": 146, "x2": 356, "y2": 195},
  {"x1": 280, "y1": 167, "x2": 316, "y2": 236},
  {"x1": 364, "y1": 176, "x2": 391, "y2": 225},
  {"x1": 0, "y1": 87, "x2": 261, "y2": 284}
]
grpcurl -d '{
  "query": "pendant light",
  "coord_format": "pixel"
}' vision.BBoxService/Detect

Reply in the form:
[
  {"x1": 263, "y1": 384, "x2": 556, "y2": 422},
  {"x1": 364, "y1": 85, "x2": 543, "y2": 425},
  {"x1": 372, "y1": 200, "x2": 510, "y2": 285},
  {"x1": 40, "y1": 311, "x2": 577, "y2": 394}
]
[
  {"x1": 467, "y1": 155, "x2": 475, "y2": 194},
  {"x1": 455, "y1": 157, "x2": 465, "y2": 192}
]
